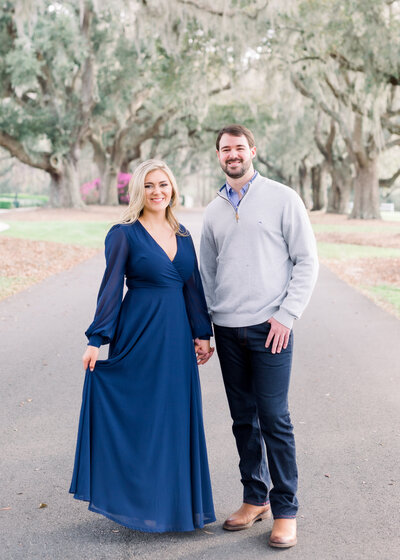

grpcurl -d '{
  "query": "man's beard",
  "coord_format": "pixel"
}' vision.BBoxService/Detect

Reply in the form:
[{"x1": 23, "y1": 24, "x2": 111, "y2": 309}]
[{"x1": 222, "y1": 158, "x2": 251, "y2": 179}]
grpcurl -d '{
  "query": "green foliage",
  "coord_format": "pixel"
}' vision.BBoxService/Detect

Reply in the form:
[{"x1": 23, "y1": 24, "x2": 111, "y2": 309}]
[
  {"x1": 1, "y1": 0, "x2": 399, "y2": 209},
  {"x1": 317, "y1": 242, "x2": 400, "y2": 260},
  {"x1": 279, "y1": 0, "x2": 400, "y2": 120},
  {"x1": 0, "y1": 200, "x2": 13, "y2": 208},
  {"x1": 5, "y1": 40, "x2": 43, "y2": 90},
  {"x1": 0, "y1": 1, "x2": 91, "y2": 158}
]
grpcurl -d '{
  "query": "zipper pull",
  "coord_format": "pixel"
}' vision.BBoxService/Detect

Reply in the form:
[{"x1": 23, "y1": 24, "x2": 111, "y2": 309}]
[{"x1": 235, "y1": 211, "x2": 239, "y2": 222}]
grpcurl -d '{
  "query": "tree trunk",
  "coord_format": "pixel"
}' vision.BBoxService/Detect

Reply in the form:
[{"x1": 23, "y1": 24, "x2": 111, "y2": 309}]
[
  {"x1": 298, "y1": 160, "x2": 312, "y2": 209},
  {"x1": 49, "y1": 156, "x2": 84, "y2": 208},
  {"x1": 327, "y1": 161, "x2": 352, "y2": 214},
  {"x1": 120, "y1": 160, "x2": 130, "y2": 173},
  {"x1": 100, "y1": 160, "x2": 120, "y2": 206},
  {"x1": 350, "y1": 157, "x2": 381, "y2": 219},
  {"x1": 311, "y1": 164, "x2": 325, "y2": 210}
]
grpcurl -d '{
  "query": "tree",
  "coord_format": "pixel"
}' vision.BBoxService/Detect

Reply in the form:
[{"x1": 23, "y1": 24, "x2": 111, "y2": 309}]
[
  {"x1": 0, "y1": 1, "x2": 99, "y2": 207},
  {"x1": 87, "y1": 19, "x2": 219, "y2": 204},
  {"x1": 275, "y1": 0, "x2": 400, "y2": 218},
  {"x1": 314, "y1": 116, "x2": 353, "y2": 214}
]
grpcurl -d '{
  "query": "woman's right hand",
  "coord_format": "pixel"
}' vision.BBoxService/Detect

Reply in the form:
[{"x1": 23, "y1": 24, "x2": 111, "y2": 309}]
[{"x1": 82, "y1": 345, "x2": 100, "y2": 372}]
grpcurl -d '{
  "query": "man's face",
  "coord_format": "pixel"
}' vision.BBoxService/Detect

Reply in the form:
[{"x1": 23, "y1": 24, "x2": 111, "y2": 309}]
[{"x1": 217, "y1": 133, "x2": 256, "y2": 179}]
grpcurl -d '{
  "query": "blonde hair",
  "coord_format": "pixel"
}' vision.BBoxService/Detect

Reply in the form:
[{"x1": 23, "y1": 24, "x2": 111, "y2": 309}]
[{"x1": 119, "y1": 159, "x2": 184, "y2": 235}]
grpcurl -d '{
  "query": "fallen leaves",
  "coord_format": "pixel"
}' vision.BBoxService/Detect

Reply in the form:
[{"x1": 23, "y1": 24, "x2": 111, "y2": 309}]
[
  {"x1": 0, "y1": 237, "x2": 98, "y2": 301},
  {"x1": 18, "y1": 398, "x2": 33, "y2": 407}
]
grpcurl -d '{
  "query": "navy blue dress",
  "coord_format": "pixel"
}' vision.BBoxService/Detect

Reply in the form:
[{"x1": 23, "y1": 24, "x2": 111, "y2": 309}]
[{"x1": 69, "y1": 221, "x2": 216, "y2": 532}]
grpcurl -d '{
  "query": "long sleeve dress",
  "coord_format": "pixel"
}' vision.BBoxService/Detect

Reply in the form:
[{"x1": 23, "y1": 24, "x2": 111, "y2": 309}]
[{"x1": 69, "y1": 221, "x2": 216, "y2": 532}]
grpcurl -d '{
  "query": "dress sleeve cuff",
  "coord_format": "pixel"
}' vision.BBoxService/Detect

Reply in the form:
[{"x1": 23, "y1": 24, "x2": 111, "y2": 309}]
[{"x1": 87, "y1": 334, "x2": 104, "y2": 348}]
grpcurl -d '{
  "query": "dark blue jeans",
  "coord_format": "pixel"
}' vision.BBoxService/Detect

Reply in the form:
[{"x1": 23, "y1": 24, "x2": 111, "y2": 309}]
[{"x1": 214, "y1": 321, "x2": 298, "y2": 518}]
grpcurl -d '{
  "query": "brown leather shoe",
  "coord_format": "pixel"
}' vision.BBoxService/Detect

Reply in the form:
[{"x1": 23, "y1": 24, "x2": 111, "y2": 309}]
[
  {"x1": 268, "y1": 518, "x2": 297, "y2": 548},
  {"x1": 223, "y1": 503, "x2": 271, "y2": 531}
]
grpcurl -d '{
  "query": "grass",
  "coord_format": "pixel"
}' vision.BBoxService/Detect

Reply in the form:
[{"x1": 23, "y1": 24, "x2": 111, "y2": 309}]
[
  {"x1": 0, "y1": 277, "x2": 18, "y2": 291},
  {"x1": 0, "y1": 193, "x2": 49, "y2": 208},
  {"x1": 382, "y1": 211, "x2": 400, "y2": 222},
  {"x1": 0, "y1": 221, "x2": 112, "y2": 248},
  {"x1": 317, "y1": 242, "x2": 400, "y2": 260},
  {"x1": 0, "y1": 193, "x2": 49, "y2": 202},
  {"x1": 367, "y1": 285, "x2": 400, "y2": 316},
  {"x1": 312, "y1": 223, "x2": 398, "y2": 233},
  {"x1": 0, "y1": 276, "x2": 31, "y2": 298}
]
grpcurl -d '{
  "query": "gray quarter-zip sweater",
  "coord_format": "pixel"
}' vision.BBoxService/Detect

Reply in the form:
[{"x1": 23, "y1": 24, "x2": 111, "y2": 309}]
[{"x1": 199, "y1": 173, "x2": 319, "y2": 329}]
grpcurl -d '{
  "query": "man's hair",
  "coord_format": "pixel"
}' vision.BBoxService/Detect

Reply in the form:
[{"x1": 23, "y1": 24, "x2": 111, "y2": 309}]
[{"x1": 216, "y1": 124, "x2": 255, "y2": 151}]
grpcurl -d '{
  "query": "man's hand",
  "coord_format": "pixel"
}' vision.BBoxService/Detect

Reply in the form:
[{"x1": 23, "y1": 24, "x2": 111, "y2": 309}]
[
  {"x1": 82, "y1": 345, "x2": 100, "y2": 372},
  {"x1": 194, "y1": 338, "x2": 215, "y2": 365},
  {"x1": 265, "y1": 317, "x2": 291, "y2": 354}
]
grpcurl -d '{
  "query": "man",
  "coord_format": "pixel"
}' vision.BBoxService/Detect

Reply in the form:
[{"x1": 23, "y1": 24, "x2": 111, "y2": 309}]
[{"x1": 200, "y1": 124, "x2": 318, "y2": 548}]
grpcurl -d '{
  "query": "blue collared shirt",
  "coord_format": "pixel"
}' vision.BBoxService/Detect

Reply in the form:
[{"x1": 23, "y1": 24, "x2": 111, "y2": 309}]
[{"x1": 224, "y1": 171, "x2": 258, "y2": 211}]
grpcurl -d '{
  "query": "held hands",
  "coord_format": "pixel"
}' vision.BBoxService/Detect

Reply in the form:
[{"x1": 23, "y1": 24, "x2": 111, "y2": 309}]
[
  {"x1": 83, "y1": 340, "x2": 214, "y2": 371},
  {"x1": 82, "y1": 345, "x2": 100, "y2": 372},
  {"x1": 194, "y1": 338, "x2": 215, "y2": 365},
  {"x1": 265, "y1": 317, "x2": 291, "y2": 354}
]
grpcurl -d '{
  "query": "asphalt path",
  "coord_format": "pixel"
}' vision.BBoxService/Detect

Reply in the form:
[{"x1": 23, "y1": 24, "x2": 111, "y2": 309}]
[{"x1": 1, "y1": 210, "x2": 399, "y2": 560}]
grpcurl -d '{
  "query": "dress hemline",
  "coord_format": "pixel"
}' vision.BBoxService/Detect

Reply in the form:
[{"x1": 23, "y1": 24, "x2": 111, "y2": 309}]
[{"x1": 70, "y1": 492, "x2": 216, "y2": 533}]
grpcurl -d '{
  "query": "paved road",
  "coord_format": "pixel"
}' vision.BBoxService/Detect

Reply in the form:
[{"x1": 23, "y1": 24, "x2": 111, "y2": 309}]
[{"x1": 1, "y1": 210, "x2": 399, "y2": 560}]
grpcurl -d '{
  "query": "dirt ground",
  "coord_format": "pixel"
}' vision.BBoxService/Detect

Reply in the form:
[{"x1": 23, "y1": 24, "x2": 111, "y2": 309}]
[
  {"x1": 2, "y1": 205, "x2": 122, "y2": 222},
  {"x1": 1, "y1": 207, "x2": 399, "y2": 317}
]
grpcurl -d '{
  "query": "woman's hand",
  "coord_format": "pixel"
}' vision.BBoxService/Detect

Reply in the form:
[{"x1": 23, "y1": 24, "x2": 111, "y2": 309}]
[
  {"x1": 194, "y1": 338, "x2": 214, "y2": 365},
  {"x1": 82, "y1": 345, "x2": 100, "y2": 372}
]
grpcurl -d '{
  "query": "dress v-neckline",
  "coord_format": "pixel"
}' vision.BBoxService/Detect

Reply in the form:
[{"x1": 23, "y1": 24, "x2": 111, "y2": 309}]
[{"x1": 137, "y1": 220, "x2": 178, "y2": 263}]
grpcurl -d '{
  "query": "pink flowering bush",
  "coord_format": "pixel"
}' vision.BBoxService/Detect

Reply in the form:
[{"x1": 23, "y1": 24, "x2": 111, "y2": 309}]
[
  {"x1": 80, "y1": 173, "x2": 131, "y2": 205},
  {"x1": 80, "y1": 178, "x2": 100, "y2": 204},
  {"x1": 117, "y1": 173, "x2": 131, "y2": 204}
]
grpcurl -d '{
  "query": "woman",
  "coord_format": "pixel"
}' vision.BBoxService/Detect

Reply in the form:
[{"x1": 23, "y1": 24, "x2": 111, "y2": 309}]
[{"x1": 70, "y1": 160, "x2": 216, "y2": 532}]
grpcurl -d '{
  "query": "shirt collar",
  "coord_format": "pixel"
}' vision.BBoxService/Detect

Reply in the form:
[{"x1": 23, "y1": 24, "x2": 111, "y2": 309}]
[{"x1": 222, "y1": 171, "x2": 258, "y2": 195}]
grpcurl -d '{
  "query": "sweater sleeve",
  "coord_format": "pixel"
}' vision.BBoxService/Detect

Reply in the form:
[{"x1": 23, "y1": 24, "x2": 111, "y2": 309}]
[
  {"x1": 273, "y1": 193, "x2": 319, "y2": 329},
  {"x1": 199, "y1": 213, "x2": 218, "y2": 317},
  {"x1": 183, "y1": 234, "x2": 213, "y2": 340},
  {"x1": 85, "y1": 225, "x2": 129, "y2": 347}
]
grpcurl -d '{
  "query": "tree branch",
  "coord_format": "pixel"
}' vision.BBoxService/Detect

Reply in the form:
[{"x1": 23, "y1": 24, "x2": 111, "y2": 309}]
[
  {"x1": 329, "y1": 51, "x2": 364, "y2": 74},
  {"x1": 384, "y1": 138, "x2": 400, "y2": 150},
  {"x1": 122, "y1": 110, "x2": 177, "y2": 164},
  {"x1": 291, "y1": 73, "x2": 355, "y2": 158},
  {"x1": 381, "y1": 118, "x2": 400, "y2": 136},
  {"x1": 0, "y1": 131, "x2": 50, "y2": 172},
  {"x1": 209, "y1": 82, "x2": 231, "y2": 96},
  {"x1": 314, "y1": 113, "x2": 335, "y2": 160},
  {"x1": 324, "y1": 73, "x2": 364, "y2": 116},
  {"x1": 329, "y1": 50, "x2": 400, "y2": 86},
  {"x1": 379, "y1": 168, "x2": 400, "y2": 188},
  {"x1": 175, "y1": 0, "x2": 268, "y2": 19},
  {"x1": 257, "y1": 154, "x2": 287, "y2": 183},
  {"x1": 292, "y1": 56, "x2": 325, "y2": 64}
]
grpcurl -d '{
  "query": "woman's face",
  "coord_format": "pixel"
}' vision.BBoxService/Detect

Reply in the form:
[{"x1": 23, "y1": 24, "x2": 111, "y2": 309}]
[{"x1": 143, "y1": 169, "x2": 173, "y2": 214}]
